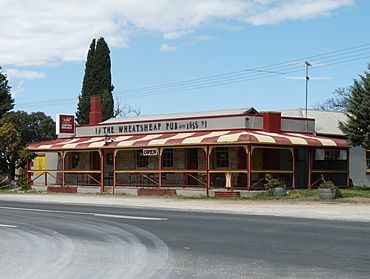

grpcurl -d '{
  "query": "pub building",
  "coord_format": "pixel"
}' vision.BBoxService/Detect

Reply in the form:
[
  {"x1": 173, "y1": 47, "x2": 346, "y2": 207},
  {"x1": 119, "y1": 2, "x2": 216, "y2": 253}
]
[{"x1": 27, "y1": 96, "x2": 349, "y2": 196}]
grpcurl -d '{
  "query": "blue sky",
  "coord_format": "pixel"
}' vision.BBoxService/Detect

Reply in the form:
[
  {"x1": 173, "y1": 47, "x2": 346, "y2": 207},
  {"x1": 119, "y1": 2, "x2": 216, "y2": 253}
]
[{"x1": 1, "y1": 0, "x2": 369, "y2": 119}]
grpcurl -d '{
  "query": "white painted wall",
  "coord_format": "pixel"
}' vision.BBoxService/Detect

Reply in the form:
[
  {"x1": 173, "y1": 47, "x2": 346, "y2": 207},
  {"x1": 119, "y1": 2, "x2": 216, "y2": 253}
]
[
  {"x1": 32, "y1": 152, "x2": 59, "y2": 185},
  {"x1": 349, "y1": 146, "x2": 370, "y2": 186}
]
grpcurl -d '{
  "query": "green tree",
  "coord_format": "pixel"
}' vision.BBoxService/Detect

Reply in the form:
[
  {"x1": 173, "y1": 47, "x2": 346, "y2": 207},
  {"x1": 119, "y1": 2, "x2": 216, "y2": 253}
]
[
  {"x1": 0, "y1": 67, "x2": 14, "y2": 118},
  {"x1": 76, "y1": 38, "x2": 114, "y2": 124},
  {"x1": 102, "y1": 88, "x2": 114, "y2": 120},
  {"x1": 0, "y1": 121, "x2": 21, "y2": 181},
  {"x1": 95, "y1": 38, "x2": 114, "y2": 120},
  {"x1": 76, "y1": 39, "x2": 97, "y2": 125},
  {"x1": 340, "y1": 65, "x2": 370, "y2": 148},
  {"x1": 0, "y1": 121, "x2": 20, "y2": 156},
  {"x1": 0, "y1": 111, "x2": 56, "y2": 180}
]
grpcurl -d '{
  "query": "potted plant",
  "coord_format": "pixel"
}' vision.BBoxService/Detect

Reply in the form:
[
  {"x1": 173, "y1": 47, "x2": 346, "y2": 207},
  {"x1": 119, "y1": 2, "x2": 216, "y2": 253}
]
[
  {"x1": 264, "y1": 174, "x2": 286, "y2": 197},
  {"x1": 318, "y1": 180, "x2": 337, "y2": 200}
]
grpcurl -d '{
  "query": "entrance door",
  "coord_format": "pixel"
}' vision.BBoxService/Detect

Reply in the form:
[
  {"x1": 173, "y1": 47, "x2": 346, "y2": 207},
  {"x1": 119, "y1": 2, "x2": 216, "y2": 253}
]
[
  {"x1": 104, "y1": 152, "x2": 114, "y2": 186},
  {"x1": 186, "y1": 148, "x2": 198, "y2": 185},
  {"x1": 295, "y1": 148, "x2": 308, "y2": 188},
  {"x1": 237, "y1": 147, "x2": 247, "y2": 187}
]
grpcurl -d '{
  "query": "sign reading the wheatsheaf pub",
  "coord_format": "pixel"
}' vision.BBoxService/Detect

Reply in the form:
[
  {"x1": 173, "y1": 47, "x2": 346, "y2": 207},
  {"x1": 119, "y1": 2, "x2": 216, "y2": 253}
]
[
  {"x1": 75, "y1": 115, "x2": 264, "y2": 137},
  {"x1": 95, "y1": 119, "x2": 209, "y2": 134}
]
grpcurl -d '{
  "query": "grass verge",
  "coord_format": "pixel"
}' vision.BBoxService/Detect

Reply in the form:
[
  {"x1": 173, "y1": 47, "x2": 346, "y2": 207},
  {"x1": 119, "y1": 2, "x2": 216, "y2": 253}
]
[
  {"x1": 178, "y1": 187, "x2": 370, "y2": 202},
  {"x1": 337, "y1": 186, "x2": 370, "y2": 202}
]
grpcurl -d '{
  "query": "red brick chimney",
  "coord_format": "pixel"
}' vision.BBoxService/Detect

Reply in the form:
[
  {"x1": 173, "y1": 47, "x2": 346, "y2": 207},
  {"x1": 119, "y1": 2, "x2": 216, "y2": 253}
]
[
  {"x1": 89, "y1": 96, "x2": 102, "y2": 125},
  {"x1": 261, "y1": 112, "x2": 281, "y2": 133}
]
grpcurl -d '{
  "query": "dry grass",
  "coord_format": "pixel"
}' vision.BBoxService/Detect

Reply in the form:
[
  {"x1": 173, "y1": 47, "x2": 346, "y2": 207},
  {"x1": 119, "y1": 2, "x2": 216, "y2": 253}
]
[
  {"x1": 178, "y1": 187, "x2": 370, "y2": 202},
  {"x1": 335, "y1": 186, "x2": 370, "y2": 203}
]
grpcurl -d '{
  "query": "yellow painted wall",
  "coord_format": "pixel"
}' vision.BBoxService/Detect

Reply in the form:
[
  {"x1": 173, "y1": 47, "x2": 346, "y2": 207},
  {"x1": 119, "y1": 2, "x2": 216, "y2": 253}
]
[{"x1": 34, "y1": 155, "x2": 46, "y2": 174}]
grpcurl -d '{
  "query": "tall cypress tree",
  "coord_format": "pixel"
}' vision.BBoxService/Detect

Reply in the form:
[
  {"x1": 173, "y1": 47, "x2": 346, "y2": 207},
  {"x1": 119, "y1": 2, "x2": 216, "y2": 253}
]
[
  {"x1": 76, "y1": 39, "x2": 96, "y2": 124},
  {"x1": 0, "y1": 67, "x2": 14, "y2": 118},
  {"x1": 340, "y1": 65, "x2": 370, "y2": 148},
  {"x1": 76, "y1": 38, "x2": 114, "y2": 124},
  {"x1": 102, "y1": 88, "x2": 114, "y2": 120},
  {"x1": 95, "y1": 38, "x2": 114, "y2": 121}
]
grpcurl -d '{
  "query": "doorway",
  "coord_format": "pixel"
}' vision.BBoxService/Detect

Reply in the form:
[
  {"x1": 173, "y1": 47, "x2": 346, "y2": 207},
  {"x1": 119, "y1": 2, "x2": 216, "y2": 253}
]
[{"x1": 186, "y1": 148, "x2": 198, "y2": 185}]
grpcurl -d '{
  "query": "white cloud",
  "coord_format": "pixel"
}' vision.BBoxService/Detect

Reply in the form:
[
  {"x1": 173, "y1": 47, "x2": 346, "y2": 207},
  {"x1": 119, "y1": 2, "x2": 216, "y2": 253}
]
[
  {"x1": 247, "y1": 0, "x2": 354, "y2": 25},
  {"x1": 163, "y1": 31, "x2": 189, "y2": 40},
  {"x1": 5, "y1": 69, "x2": 46, "y2": 98},
  {"x1": 11, "y1": 80, "x2": 25, "y2": 98},
  {"x1": 0, "y1": 0, "x2": 354, "y2": 66},
  {"x1": 5, "y1": 69, "x2": 47, "y2": 80},
  {"x1": 192, "y1": 35, "x2": 216, "y2": 42},
  {"x1": 160, "y1": 44, "x2": 177, "y2": 52}
]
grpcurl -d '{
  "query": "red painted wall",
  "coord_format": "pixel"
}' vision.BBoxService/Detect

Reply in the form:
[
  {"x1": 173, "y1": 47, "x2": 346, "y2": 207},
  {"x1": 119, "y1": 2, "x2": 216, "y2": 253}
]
[{"x1": 261, "y1": 112, "x2": 281, "y2": 133}]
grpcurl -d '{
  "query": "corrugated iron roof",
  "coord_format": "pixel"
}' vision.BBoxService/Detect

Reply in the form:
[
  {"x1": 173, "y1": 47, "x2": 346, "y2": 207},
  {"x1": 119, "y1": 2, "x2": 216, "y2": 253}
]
[{"x1": 279, "y1": 109, "x2": 347, "y2": 136}]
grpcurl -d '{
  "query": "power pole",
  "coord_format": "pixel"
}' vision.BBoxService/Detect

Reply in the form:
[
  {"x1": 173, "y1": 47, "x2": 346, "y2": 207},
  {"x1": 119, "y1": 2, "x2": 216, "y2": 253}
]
[
  {"x1": 284, "y1": 61, "x2": 328, "y2": 132},
  {"x1": 305, "y1": 61, "x2": 312, "y2": 119}
]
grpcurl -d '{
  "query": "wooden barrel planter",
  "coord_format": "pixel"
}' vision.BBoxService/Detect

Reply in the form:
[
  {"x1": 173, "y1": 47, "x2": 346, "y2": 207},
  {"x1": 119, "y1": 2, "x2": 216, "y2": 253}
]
[
  {"x1": 318, "y1": 188, "x2": 337, "y2": 200},
  {"x1": 273, "y1": 187, "x2": 287, "y2": 197}
]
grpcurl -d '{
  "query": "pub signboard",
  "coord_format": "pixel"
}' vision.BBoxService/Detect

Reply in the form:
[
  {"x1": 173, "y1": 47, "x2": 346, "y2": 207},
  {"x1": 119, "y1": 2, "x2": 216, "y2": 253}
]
[{"x1": 56, "y1": 114, "x2": 76, "y2": 137}]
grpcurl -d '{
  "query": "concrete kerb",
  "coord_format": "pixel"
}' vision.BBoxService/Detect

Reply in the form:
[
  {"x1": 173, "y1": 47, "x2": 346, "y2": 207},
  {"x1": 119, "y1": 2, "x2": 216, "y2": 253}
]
[
  {"x1": 176, "y1": 189, "x2": 206, "y2": 197},
  {"x1": 77, "y1": 186, "x2": 100, "y2": 194},
  {"x1": 114, "y1": 187, "x2": 138, "y2": 196},
  {"x1": 35, "y1": 185, "x2": 267, "y2": 198},
  {"x1": 32, "y1": 186, "x2": 48, "y2": 192}
]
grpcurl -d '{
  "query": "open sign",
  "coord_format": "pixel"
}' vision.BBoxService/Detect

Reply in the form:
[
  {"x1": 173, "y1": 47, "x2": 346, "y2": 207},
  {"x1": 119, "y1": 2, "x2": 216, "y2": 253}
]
[{"x1": 142, "y1": 148, "x2": 159, "y2": 156}]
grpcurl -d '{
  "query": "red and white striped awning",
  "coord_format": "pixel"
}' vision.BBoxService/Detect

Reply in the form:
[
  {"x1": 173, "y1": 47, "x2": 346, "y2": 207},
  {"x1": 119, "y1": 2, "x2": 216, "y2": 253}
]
[{"x1": 27, "y1": 130, "x2": 348, "y2": 151}]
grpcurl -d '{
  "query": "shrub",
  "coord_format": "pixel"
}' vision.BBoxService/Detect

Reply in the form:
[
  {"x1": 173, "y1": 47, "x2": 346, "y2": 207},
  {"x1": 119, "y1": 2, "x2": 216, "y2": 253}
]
[
  {"x1": 319, "y1": 180, "x2": 336, "y2": 189},
  {"x1": 18, "y1": 176, "x2": 32, "y2": 191},
  {"x1": 264, "y1": 174, "x2": 286, "y2": 192},
  {"x1": 335, "y1": 188, "x2": 343, "y2": 199}
]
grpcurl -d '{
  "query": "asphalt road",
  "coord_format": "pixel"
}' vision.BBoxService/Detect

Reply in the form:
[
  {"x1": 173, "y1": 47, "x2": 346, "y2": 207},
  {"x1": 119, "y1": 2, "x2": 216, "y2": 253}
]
[{"x1": 0, "y1": 201, "x2": 369, "y2": 279}]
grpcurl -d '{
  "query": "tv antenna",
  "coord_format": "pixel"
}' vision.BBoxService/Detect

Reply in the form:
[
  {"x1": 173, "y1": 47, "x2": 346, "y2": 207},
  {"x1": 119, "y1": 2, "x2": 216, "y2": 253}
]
[{"x1": 284, "y1": 61, "x2": 330, "y2": 122}]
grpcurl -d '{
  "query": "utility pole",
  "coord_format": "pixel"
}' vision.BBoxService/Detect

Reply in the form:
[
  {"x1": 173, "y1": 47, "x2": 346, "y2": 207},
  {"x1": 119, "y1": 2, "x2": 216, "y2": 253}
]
[
  {"x1": 284, "y1": 61, "x2": 328, "y2": 132},
  {"x1": 305, "y1": 61, "x2": 312, "y2": 119},
  {"x1": 305, "y1": 61, "x2": 311, "y2": 132}
]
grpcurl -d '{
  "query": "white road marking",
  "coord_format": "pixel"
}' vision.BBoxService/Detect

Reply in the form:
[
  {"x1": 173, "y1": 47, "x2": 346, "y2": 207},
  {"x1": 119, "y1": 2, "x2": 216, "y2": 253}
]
[
  {"x1": 0, "y1": 206, "x2": 167, "y2": 221},
  {"x1": 0, "y1": 224, "x2": 17, "y2": 228},
  {"x1": 94, "y1": 213, "x2": 167, "y2": 221}
]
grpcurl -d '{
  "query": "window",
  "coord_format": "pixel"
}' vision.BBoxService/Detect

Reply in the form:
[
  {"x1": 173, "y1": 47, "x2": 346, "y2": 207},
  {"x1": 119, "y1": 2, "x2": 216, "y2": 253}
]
[
  {"x1": 106, "y1": 153, "x2": 113, "y2": 165},
  {"x1": 315, "y1": 149, "x2": 347, "y2": 160},
  {"x1": 366, "y1": 150, "x2": 370, "y2": 170},
  {"x1": 71, "y1": 152, "x2": 80, "y2": 169},
  {"x1": 162, "y1": 149, "x2": 173, "y2": 168},
  {"x1": 324, "y1": 149, "x2": 340, "y2": 160},
  {"x1": 136, "y1": 150, "x2": 149, "y2": 168},
  {"x1": 215, "y1": 147, "x2": 229, "y2": 168}
]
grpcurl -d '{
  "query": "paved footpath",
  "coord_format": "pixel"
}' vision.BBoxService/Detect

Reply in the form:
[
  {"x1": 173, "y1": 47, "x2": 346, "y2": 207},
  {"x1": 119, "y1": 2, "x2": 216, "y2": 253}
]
[{"x1": 1, "y1": 193, "x2": 370, "y2": 222}]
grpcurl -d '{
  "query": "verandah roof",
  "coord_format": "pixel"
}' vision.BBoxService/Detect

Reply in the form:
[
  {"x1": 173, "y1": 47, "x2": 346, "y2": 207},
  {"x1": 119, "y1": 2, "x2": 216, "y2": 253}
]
[{"x1": 27, "y1": 130, "x2": 348, "y2": 151}]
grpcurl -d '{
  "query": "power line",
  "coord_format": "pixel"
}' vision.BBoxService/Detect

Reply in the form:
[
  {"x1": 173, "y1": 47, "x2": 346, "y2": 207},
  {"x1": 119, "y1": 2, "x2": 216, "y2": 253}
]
[
  {"x1": 17, "y1": 44, "x2": 370, "y2": 106},
  {"x1": 15, "y1": 43, "x2": 370, "y2": 109},
  {"x1": 76, "y1": 51, "x2": 370, "y2": 102},
  {"x1": 112, "y1": 44, "x2": 370, "y2": 95},
  {"x1": 17, "y1": 53, "x2": 369, "y2": 109}
]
